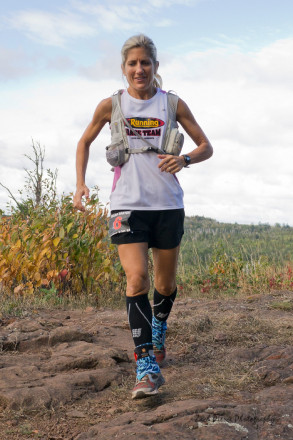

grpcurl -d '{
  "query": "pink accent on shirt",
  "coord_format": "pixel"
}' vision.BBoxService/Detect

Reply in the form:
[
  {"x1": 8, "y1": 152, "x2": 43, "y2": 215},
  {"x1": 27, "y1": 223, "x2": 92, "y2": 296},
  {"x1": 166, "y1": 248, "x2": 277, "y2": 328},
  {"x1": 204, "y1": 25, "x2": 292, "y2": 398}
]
[{"x1": 111, "y1": 166, "x2": 122, "y2": 192}]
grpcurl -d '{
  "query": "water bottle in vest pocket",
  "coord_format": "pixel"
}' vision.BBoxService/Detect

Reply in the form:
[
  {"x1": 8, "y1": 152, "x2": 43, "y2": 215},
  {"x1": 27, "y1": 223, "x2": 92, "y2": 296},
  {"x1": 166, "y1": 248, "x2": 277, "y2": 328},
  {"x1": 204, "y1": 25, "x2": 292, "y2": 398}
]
[
  {"x1": 106, "y1": 140, "x2": 130, "y2": 167},
  {"x1": 164, "y1": 128, "x2": 184, "y2": 156}
]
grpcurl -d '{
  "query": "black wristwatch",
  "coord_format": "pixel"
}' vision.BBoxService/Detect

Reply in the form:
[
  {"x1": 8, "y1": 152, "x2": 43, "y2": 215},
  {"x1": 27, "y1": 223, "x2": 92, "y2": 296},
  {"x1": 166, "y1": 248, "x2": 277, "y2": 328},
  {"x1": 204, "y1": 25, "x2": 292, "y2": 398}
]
[{"x1": 183, "y1": 155, "x2": 191, "y2": 167}]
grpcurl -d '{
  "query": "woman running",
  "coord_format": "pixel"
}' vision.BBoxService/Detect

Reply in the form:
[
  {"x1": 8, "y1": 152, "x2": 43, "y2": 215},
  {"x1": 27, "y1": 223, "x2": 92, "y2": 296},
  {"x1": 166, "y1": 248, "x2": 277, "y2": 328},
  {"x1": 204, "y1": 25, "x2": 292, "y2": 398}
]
[{"x1": 73, "y1": 34, "x2": 213, "y2": 399}]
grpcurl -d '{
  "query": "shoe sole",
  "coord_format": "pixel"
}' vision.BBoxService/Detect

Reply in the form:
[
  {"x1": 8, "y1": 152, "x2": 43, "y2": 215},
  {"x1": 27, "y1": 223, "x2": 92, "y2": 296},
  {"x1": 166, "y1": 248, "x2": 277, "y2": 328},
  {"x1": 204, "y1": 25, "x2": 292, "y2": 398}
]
[{"x1": 132, "y1": 388, "x2": 159, "y2": 399}]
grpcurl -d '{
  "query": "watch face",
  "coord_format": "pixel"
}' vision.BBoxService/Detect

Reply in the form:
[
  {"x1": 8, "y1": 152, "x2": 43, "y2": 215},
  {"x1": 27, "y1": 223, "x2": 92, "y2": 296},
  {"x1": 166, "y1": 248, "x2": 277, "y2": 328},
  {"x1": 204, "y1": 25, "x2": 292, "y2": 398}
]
[{"x1": 184, "y1": 155, "x2": 191, "y2": 164}]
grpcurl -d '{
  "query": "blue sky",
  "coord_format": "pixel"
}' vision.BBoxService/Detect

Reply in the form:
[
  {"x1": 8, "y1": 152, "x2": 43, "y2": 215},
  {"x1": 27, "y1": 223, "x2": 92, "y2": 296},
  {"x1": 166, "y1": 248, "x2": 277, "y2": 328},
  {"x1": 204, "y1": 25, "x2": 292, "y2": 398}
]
[{"x1": 1, "y1": 0, "x2": 293, "y2": 224}]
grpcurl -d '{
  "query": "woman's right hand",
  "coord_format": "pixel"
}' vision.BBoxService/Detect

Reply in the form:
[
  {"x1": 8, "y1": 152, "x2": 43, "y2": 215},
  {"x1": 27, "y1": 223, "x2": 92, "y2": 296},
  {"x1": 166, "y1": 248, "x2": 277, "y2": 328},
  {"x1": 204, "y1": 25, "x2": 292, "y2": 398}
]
[{"x1": 73, "y1": 185, "x2": 90, "y2": 212}]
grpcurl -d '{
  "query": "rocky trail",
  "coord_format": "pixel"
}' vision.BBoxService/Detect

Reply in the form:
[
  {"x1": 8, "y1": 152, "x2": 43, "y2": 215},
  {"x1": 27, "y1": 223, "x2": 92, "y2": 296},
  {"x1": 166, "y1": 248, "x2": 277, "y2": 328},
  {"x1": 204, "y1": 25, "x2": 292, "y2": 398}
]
[{"x1": 0, "y1": 291, "x2": 292, "y2": 439}]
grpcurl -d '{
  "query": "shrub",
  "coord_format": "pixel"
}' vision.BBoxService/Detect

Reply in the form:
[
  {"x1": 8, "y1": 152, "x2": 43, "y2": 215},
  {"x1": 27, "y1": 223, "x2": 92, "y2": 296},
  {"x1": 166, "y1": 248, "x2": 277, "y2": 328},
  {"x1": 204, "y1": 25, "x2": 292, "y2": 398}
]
[{"x1": 0, "y1": 191, "x2": 124, "y2": 298}]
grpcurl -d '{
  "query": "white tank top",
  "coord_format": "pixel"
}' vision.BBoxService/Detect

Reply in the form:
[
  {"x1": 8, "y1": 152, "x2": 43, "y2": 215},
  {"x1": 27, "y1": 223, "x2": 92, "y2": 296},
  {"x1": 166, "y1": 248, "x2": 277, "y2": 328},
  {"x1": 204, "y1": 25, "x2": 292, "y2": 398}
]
[{"x1": 110, "y1": 88, "x2": 184, "y2": 211}]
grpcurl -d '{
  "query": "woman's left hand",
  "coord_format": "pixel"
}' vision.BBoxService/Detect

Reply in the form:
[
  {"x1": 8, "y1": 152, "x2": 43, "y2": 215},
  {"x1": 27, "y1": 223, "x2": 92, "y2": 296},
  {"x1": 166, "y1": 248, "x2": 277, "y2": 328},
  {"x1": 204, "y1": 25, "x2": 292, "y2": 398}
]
[{"x1": 157, "y1": 154, "x2": 185, "y2": 174}]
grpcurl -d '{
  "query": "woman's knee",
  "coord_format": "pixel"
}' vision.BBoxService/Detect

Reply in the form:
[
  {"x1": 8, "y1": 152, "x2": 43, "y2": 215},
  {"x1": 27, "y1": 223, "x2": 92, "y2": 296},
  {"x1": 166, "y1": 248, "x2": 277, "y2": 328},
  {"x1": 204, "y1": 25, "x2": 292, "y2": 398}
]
[
  {"x1": 126, "y1": 272, "x2": 150, "y2": 297},
  {"x1": 154, "y1": 280, "x2": 176, "y2": 296}
]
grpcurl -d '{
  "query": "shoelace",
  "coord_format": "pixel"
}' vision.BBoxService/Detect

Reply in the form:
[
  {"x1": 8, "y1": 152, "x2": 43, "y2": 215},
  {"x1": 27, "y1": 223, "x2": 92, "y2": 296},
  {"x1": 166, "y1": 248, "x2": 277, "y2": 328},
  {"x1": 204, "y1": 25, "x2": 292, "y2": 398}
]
[{"x1": 135, "y1": 374, "x2": 151, "y2": 385}]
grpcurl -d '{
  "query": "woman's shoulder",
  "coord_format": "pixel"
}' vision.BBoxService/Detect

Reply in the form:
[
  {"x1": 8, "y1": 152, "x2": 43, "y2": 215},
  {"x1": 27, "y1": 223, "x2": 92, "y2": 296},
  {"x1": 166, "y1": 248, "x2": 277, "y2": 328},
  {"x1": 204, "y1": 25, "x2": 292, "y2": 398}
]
[
  {"x1": 92, "y1": 96, "x2": 113, "y2": 124},
  {"x1": 99, "y1": 96, "x2": 113, "y2": 110}
]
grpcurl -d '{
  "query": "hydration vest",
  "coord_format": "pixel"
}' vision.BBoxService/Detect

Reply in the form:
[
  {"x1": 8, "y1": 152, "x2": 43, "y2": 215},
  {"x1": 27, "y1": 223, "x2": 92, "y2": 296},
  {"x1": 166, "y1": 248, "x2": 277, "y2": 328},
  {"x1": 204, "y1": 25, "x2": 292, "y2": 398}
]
[{"x1": 106, "y1": 90, "x2": 184, "y2": 167}]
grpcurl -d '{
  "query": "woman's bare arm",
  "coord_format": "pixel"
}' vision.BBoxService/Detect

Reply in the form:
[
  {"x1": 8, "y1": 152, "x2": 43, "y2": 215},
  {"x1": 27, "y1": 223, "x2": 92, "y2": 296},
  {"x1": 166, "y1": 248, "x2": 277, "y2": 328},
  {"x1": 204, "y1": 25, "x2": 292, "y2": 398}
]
[
  {"x1": 73, "y1": 97, "x2": 112, "y2": 211},
  {"x1": 158, "y1": 97, "x2": 213, "y2": 173}
]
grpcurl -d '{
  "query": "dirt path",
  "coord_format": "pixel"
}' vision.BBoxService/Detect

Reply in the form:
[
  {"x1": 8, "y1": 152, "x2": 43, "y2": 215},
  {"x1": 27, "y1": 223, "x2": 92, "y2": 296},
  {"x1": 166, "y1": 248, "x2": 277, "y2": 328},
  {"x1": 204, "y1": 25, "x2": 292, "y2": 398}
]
[{"x1": 0, "y1": 291, "x2": 293, "y2": 439}]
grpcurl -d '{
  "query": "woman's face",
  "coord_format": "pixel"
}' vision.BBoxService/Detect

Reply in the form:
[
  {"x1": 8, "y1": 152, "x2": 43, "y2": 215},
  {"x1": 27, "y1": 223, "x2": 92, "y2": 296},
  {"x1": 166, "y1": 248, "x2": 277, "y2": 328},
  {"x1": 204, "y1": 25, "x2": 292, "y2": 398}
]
[{"x1": 122, "y1": 47, "x2": 158, "y2": 97}]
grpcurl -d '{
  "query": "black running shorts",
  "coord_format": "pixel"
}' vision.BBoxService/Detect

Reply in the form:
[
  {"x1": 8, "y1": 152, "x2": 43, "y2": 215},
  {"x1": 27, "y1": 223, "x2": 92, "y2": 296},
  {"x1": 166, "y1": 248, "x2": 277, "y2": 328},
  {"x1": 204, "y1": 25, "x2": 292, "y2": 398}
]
[{"x1": 110, "y1": 209, "x2": 185, "y2": 249}]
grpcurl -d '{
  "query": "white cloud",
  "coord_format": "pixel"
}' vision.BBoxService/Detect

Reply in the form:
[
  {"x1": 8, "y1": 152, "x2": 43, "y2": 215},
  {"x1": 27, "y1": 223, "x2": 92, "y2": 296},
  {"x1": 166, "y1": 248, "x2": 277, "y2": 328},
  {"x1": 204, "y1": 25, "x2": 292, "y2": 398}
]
[
  {"x1": 7, "y1": 9, "x2": 97, "y2": 47},
  {"x1": 148, "y1": 0, "x2": 196, "y2": 5},
  {"x1": 160, "y1": 38, "x2": 293, "y2": 145},
  {"x1": 46, "y1": 55, "x2": 75, "y2": 71},
  {"x1": 79, "y1": 42, "x2": 122, "y2": 81},
  {"x1": 2, "y1": 0, "x2": 204, "y2": 53},
  {"x1": 71, "y1": 0, "x2": 198, "y2": 33},
  {"x1": 0, "y1": 76, "x2": 120, "y2": 212},
  {"x1": 2, "y1": 0, "x2": 180, "y2": 51},
  {"x1": 159, "y1": 38, "x2": 293, "y2": 224},
  {"x1": 155, "y1": 18, "x2": 173, "y2": 27},
  {"x1": 72, "y1": 2, "x2": 152, "y2": 32},
  {"x1": 0, "y1": 46, "x2": 34, "y2": 80},
  {"x1": 0, "y1": 36, "x2": 293, "y2": 225},
  {"x1": 161, "y1": 38, "x2": 293, "y2": 85}
]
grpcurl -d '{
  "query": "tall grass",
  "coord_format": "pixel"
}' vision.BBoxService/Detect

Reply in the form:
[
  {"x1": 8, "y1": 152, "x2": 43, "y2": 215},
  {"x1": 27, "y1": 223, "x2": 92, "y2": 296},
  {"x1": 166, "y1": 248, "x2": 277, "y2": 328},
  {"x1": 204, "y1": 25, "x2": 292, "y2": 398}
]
[{"x1": 177, "y1": 235, "x2": 293, "y2": 296}]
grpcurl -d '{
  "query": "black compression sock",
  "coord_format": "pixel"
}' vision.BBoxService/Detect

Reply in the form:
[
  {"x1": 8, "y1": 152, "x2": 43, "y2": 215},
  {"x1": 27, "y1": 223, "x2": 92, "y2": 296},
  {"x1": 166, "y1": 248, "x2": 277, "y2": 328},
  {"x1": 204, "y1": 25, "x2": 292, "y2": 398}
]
[
  {"x1": 126, "y1": 294, "x2": 153, "y2": 352},
  {"x1": 153, "y1": 287, "x2": 177, "y2": 322}
]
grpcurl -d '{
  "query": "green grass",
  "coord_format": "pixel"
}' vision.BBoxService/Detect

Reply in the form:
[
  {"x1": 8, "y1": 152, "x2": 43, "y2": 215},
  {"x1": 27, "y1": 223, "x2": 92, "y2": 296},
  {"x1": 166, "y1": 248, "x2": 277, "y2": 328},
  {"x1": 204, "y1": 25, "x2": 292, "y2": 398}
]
[
  {"x1": 270, "y1": 300, "x2": 293, "y2": 311},
  {"x1": 0, "y1": 286, "x2": 125, "y2": 319}
]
